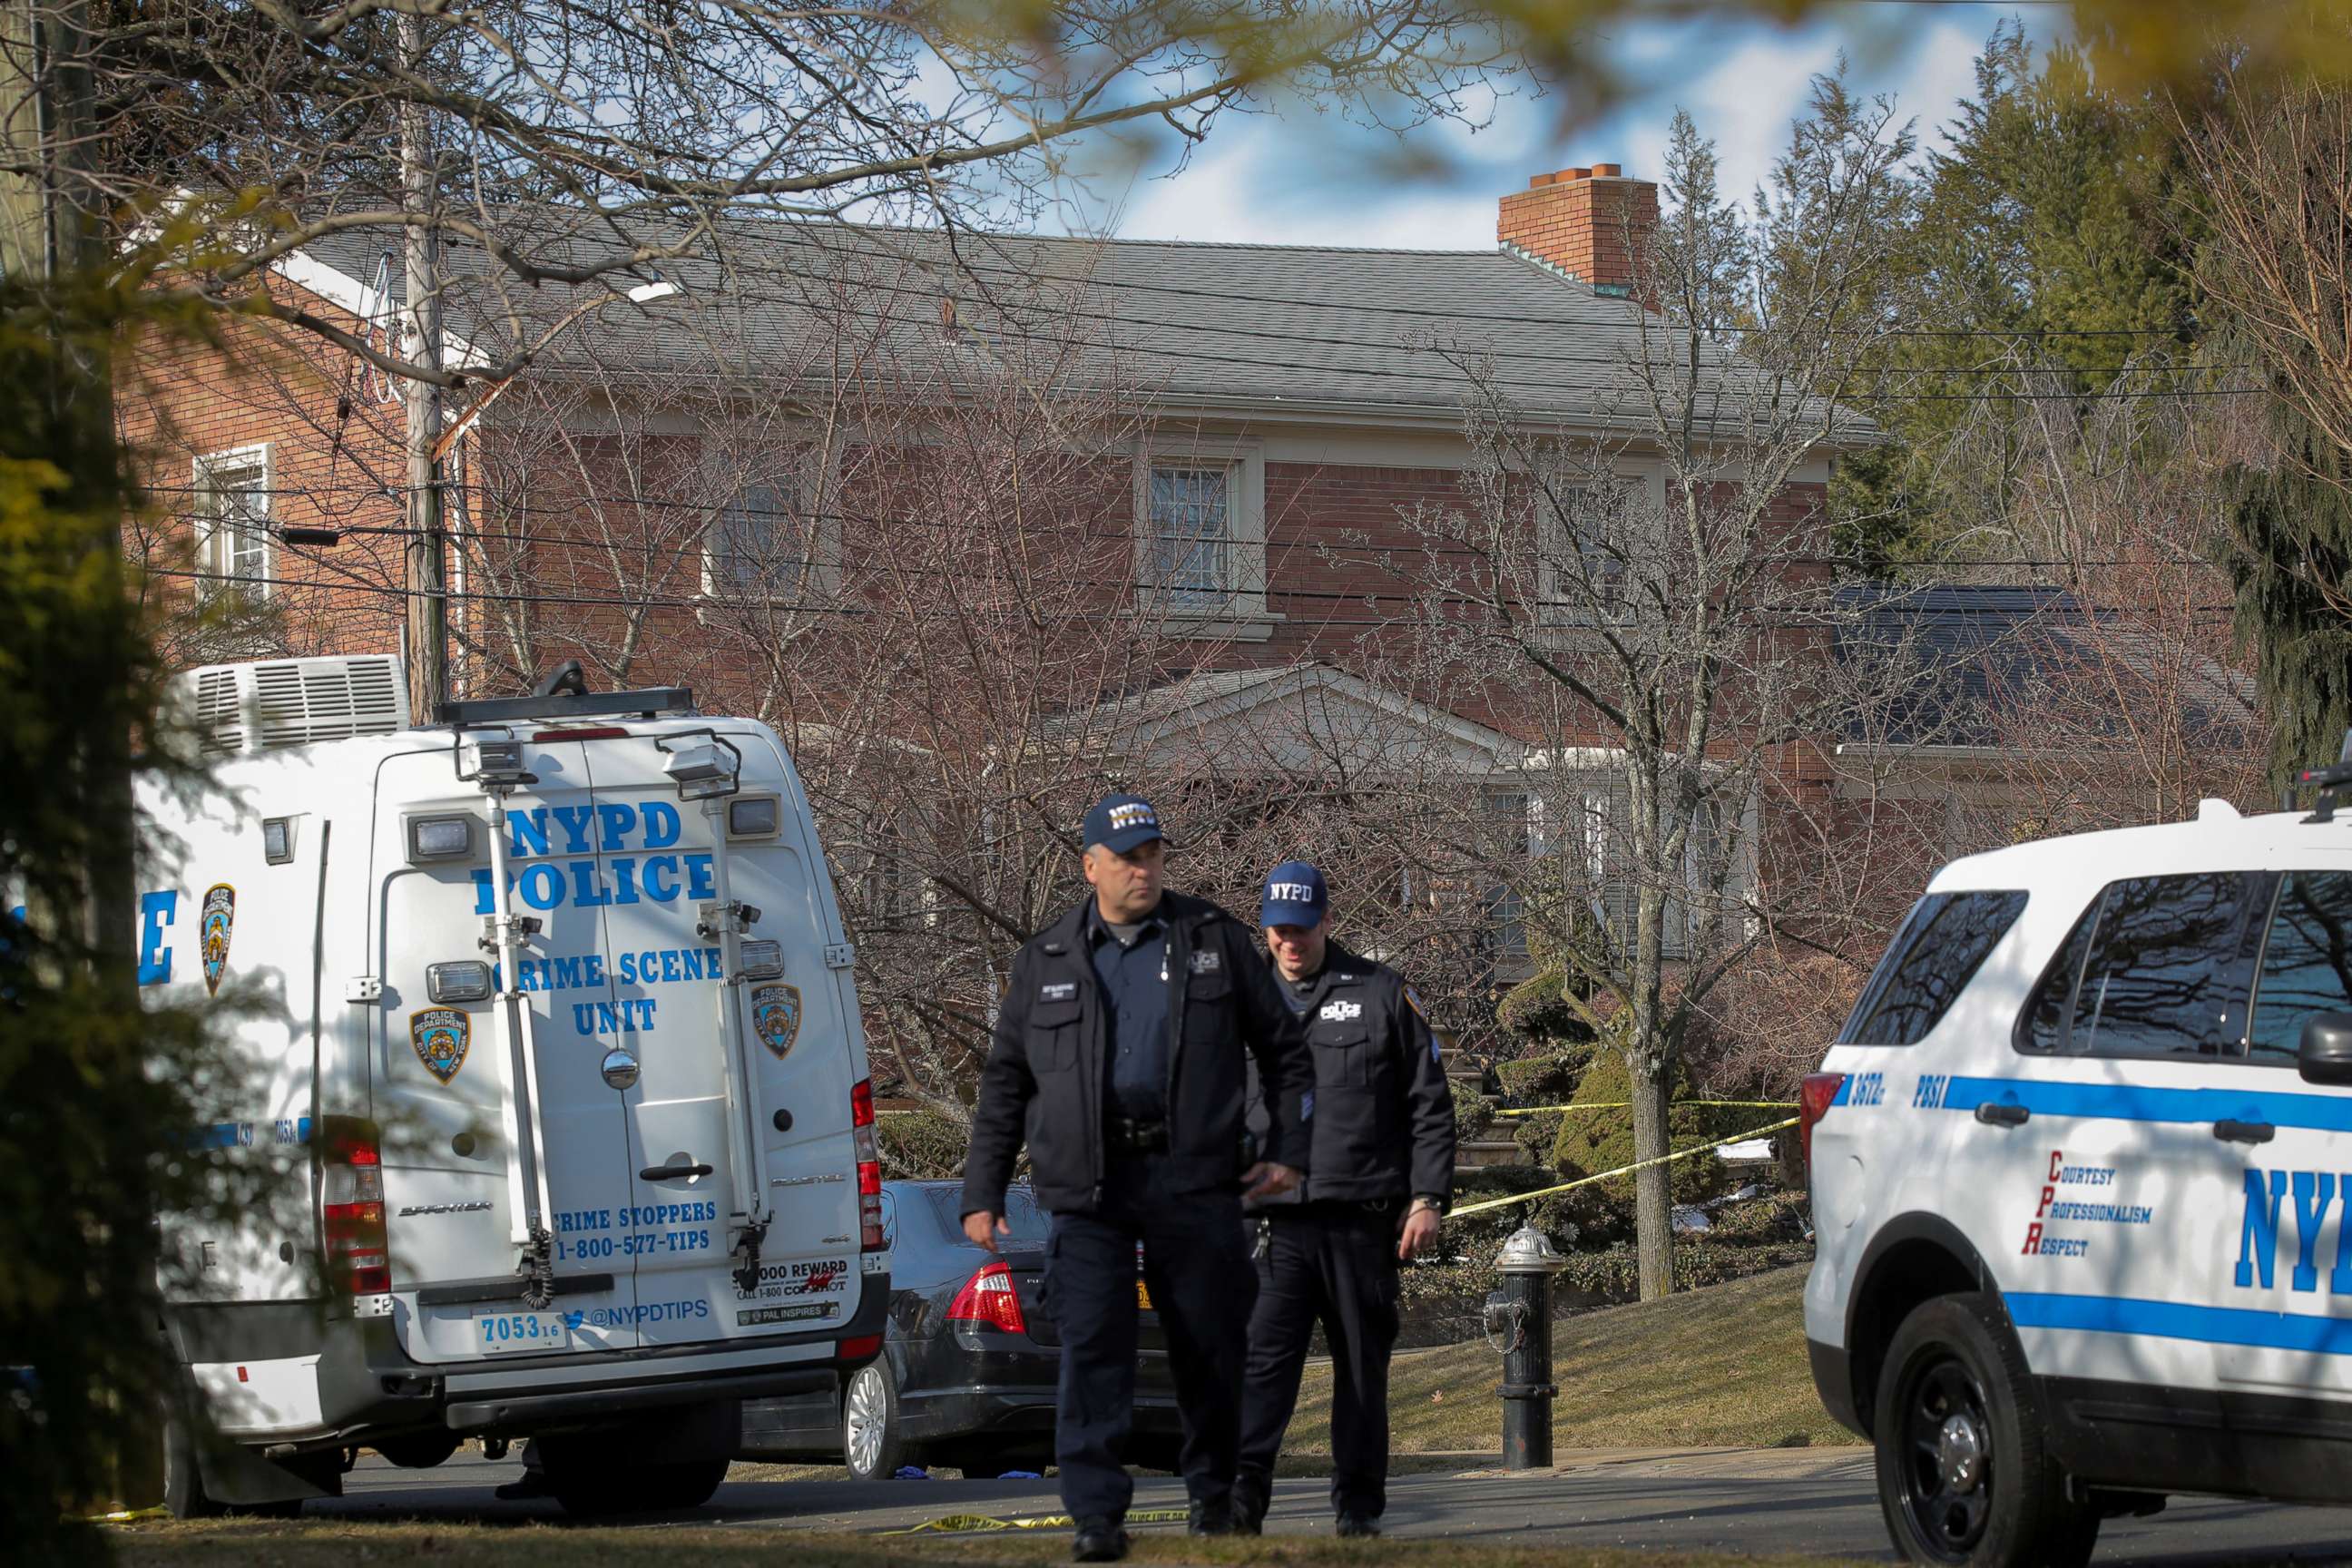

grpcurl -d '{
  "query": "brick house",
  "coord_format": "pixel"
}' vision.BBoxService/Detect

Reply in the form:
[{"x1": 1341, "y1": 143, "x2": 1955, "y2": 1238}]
[{"x1": 125, "y1": 163, "x2": 1865, "y2": 1073}]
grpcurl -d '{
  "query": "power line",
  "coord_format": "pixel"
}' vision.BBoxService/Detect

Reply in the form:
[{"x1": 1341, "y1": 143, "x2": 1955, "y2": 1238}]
[
  {"x1": 145, "y1": 558, "x2": 2249, "y2": 624},
  {"x1": 153, "y1": 496, "x2": 2249, "y2": 581}
]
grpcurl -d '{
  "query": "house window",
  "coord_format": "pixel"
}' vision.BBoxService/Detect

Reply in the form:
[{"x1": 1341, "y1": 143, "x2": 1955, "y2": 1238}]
[
  {"x1": 704, "y1": 476, "x2": 823, "y2": 599},
  {"x1": 1134, "y1": 445, "x2": 1270, "y2": 632},
  {"x1": 1148, "y1": 466, "x2": 1232, "y2": 607},
  {"x1": 194, "y1": 446, "x2": 270, "y2": 597},
  {"x1": 1538, "y1": 474, "x2": 1645, "y2": 627}
]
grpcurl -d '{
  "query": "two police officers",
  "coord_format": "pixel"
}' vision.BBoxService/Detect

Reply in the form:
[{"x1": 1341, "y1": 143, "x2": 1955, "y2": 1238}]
[
  {"x1": 961, "y1": 796, "x2": 1315, "y2": 1563},
  {"x1": 1234, "y1": 860, "x2": 1456, "y2": 1538}
]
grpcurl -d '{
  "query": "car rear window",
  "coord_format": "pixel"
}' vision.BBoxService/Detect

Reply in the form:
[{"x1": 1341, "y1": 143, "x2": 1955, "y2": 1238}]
[
  {"x1": 927, "y1": 1186, "x2": 1053, "y2": 1248},
  {"x1": 2016, "y1": 872, "x2": 2269, "y2": 1059},
  {"x1": 1839, "y1": 890, "x2": 2029, "y2": 1045},
  {"x1": 2249, "y1": 870, "x2": 2352, "y2": 1064}
]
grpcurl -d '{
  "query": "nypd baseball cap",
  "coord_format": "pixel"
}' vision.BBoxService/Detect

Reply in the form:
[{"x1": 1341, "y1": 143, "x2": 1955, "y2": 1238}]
[
  {"x1": 1260, "y1": 860, "x2": 1328, "y2": 928},
  {"x1": 1083, "y1": 793, "x2": 1163, "y2": 854}
]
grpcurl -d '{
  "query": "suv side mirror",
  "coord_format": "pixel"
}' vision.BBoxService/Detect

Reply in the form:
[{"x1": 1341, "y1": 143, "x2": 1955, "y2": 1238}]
[{"x1": 2298, "y1": 1013, "x2": 2352, "y2": 1085}]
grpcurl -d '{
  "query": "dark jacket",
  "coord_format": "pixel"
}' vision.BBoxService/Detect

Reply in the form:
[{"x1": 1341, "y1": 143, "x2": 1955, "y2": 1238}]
[
  {"x1": 961, "y1": 889, "x2": 1315, "y2": 1218},
  {"x1": 1246, "y1": 939, "x2": 1456, "y2": 1208}
]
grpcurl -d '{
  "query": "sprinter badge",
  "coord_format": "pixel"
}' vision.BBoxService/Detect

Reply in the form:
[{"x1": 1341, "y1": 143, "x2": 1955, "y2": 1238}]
[
  {"x1": 200, "y1": 883, "x2": 236, "y2": 995},
  {"x1": 410, "y1": 1007, "x2": 471, "y2": 1084},
  {"x1": 751, "y1": 983, "x2": 802, "y2": 1060}
]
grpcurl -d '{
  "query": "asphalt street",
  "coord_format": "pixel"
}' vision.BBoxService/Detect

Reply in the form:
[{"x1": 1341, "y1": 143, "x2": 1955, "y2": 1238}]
[{"x1": 311, "y1": 1446, "x2": 2352, "y2": 1563}]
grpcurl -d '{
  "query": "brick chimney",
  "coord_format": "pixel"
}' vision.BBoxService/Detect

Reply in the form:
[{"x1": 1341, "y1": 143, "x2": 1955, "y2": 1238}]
[{"x1": 1497, "y1": 163, "x2": 1659, "y2": 296}]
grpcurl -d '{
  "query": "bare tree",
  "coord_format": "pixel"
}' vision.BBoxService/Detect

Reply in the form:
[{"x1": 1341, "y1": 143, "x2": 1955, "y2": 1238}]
[{"x1": 1381, "y1": 77, "x2": 1917, "y2": 1298}]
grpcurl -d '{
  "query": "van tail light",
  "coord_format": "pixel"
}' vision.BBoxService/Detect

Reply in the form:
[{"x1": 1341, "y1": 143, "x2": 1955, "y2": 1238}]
[
  {"x1": 947, "y1": 1260, "x2": 1029, "y2": 1337},
  {"x1": 851, "y1": 1078, "x2": 884, "y2": 1251},
  {"x1": 1798, "y1": 1073, "x2": 1847, "y2": 1171},
  {"x1": 321, "y1": 1125, "x2": 390, "y2": 1297},
  {"x1": 837, "y1": 1333, "x2": 883, "y2": 1364}
]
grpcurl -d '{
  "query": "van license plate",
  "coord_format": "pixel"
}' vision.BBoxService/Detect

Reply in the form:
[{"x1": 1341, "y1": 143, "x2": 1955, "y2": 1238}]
[{"x1": 475, "y1": 1311, "x2": 572, "y2": 1352}]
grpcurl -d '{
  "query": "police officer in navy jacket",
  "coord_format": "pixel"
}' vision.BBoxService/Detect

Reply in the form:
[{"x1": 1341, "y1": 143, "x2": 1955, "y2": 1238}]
[
  {"x1": 961, "y1": 795, "x2": 1314, "y2": 1563},
  {"x1": 1234, "y1": 860, "x2": 1455, "y2": 1538}
]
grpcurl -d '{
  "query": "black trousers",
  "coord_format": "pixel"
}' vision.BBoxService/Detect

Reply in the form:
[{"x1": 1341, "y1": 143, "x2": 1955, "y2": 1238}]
[
  {"x1": 1044, "y1": 1152, "x2": 1255, "y2": 1524},
  {"x1": 1236, "y1": 1201, "x2": 1403, "y2": 1518}
]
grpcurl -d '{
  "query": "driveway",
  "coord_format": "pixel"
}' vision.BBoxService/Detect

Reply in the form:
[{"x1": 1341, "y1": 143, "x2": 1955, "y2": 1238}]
[{"x1": 309, "y1": 1446, "x2": 2352, "y2": 1563}]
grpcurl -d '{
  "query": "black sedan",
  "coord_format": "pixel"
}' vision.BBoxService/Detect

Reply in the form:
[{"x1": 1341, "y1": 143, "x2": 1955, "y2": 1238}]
[{"x1": 740, "y1": 1181, "x2": 1183, "y2": 1479}]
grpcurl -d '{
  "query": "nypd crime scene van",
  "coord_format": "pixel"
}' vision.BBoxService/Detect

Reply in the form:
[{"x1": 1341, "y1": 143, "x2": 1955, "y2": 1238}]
[
  {"x1": 144, "y1": 656, "x2": 887, "y2": 1515},
  {"x1": 1806, "y1": 745, "x2": 2352, "y2": 1565}
]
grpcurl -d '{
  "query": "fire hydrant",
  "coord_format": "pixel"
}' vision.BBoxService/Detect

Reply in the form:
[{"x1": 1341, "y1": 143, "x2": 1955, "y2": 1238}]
[{"x1": 1487, "y1": 1224, "x2": 1567, "y2": 1470}]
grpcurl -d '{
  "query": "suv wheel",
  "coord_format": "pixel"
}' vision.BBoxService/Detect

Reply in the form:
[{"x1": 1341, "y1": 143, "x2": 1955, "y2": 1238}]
[
  {"x1": 1873, "y1": 1293, "x2": 2099, "y2": 1567},
  {"x1": 843, "y1": 1360, "x2": 917, "y2": 1480}
]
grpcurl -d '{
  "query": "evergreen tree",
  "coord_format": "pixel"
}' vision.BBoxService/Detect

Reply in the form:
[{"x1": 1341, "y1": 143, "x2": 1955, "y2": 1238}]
[{"x1": 1834, "y1": 21, "x2": 2201, "y2": 568}]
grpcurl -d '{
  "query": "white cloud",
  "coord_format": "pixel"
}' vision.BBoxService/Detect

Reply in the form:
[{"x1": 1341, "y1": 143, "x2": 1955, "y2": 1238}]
[{"x1": 1044, "y1": 2, "x2": 2061, "y2": 250}]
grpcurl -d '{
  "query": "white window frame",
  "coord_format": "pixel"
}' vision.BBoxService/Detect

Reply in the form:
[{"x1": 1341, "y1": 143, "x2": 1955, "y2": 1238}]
[
  {"x1": 193, "y1": 443, "x2": 272, "y2": 598},
  {"x1": 699, "y1": 447, "x2": 840, "y2": 603},
  {"x1": 1132, "y1": 440, "x2": 1272, "y2": 638},
  {"x1": 1537, "y1": 466, "x2": 1661, "y2": 631}
]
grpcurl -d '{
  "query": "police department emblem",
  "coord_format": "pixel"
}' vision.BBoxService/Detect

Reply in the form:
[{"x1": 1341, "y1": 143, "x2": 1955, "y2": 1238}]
[
  {"x1": 199, "y1": 884, "x2": 235, "y2": 996},
  {"x1": 410, "y1": 1007, "x2": 470, "y2": 1084},
  {"x1": 751, "y1": 984, "x2": 803, "y2": 1060}
]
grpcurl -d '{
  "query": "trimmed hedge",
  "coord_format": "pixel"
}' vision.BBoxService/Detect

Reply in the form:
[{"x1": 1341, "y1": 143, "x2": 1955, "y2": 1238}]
[{"x1": 877, "y1": 1108, "x2": 968, "y2": 1179}]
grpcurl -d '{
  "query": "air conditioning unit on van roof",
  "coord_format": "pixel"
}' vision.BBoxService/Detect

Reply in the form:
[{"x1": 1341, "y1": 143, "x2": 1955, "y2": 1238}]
[{"x1": 178, "y1": 654, "x2": 407, "y2": 756}]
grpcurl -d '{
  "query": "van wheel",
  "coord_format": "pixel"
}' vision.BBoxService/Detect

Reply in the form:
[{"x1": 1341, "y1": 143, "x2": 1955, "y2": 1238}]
[
  {"x1": 1873, "y1": 1294, "x2": 2099, "y2": 1567},
  {"x1": 843, "y1": 1361, "x2": 916, "y2": 1480},
  {"x1": 550, "y1": 1456, "x2": 729, "y2": 1515}
]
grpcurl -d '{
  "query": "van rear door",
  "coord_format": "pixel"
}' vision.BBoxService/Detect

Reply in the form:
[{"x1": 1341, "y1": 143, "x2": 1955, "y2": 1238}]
[
  {"x1": 581, "y1": 730, "x2": 865, "y2": 1345},
  {"x1": 373, "y1": 743, "x2": 642, "y2": 1360}
]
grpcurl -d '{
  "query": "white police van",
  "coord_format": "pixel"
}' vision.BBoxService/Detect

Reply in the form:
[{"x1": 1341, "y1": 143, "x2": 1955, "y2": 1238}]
[
  {"x1": 1806, "y1": 754, "x2": 2352, "y2": 1565},
  {"x1": 145, "y1": 656, "x2": 886, "y2": 1516}
]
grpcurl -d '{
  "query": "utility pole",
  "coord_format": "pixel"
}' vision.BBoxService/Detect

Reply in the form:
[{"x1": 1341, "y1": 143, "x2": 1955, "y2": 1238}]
[{"x1": 400, "y1": 8, "x2": 446, "y2": 726}]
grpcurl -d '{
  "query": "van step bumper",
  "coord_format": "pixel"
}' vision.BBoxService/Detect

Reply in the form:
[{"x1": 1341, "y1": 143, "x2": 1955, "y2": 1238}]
[{"x1": 446, "y1": 1367, "x2": 834, "y2": 1430}]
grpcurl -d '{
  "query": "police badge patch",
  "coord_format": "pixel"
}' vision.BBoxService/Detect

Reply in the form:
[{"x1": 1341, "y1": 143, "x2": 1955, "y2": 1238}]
[
  {"x1": 199, "y1": 884, "x2": 236, "y2": 996},
  {"x1": 410, "y1": 1007, "x2": 470, "y2": 1084},
  {"x1": 751, "y1": 983, "x2": 803, "y2": 1060}
]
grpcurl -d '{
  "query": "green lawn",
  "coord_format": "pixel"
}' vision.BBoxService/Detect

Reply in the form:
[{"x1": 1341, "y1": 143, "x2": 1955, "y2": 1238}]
[
  {"x1": 113, "y1": 1521, "x2": 1856, "y2": 1568},
  {"x1": 1287, "y1": 1265, "x2": 1848, "y2": 1454}
]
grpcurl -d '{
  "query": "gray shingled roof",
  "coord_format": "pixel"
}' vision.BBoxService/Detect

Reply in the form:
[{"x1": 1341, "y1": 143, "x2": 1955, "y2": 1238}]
[
  {"x1": 303, "y1": 215, "x2": 1846, "y2": 432},
  {"x1": 1832, "y1": 584, "x2": 2257, "y2": 748}
]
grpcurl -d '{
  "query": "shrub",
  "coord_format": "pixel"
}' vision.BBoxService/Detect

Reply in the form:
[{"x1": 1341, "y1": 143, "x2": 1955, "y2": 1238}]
[{"x1": 877, "y1": 1109, "x2": 969, "y2": 1178}]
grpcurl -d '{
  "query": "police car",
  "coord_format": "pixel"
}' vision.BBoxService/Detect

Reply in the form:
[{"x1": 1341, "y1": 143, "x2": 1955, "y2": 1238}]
[
  {"x1": 145, "y1": 656, "x2": 886, "y2": 1516},
  {"x1": 1806, "y1": 757, "x2": 2352, "y2": 1566}
]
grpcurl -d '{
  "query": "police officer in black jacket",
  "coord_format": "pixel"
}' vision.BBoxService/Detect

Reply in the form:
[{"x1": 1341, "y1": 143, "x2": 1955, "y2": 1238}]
[
  {"x1": 961, "y1": 795, "x2": 1314, "y2": 1564},
  {"x1": 1234, "y1": 860, "x2": 1456, "y2": 1538}
]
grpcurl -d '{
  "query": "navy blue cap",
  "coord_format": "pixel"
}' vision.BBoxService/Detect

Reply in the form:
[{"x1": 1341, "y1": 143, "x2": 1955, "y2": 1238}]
[
  {"x1": 1083, "y1": 793, "x2": 1163, "y2": 853},
  {"x1": 1260, "y1": 860, "x2": 1328, "y2": 928}
]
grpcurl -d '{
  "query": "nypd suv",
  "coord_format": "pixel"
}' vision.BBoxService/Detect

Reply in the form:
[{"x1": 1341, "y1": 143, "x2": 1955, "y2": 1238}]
[{"x1": 1807, "y1": 783, "x2": 2352, "y2": 1565}]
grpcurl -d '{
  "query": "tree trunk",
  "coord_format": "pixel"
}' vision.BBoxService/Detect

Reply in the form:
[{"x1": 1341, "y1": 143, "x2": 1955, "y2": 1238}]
[{"x1": 1628, "y1": 1045, "x2": 1674, "y2": 1300}]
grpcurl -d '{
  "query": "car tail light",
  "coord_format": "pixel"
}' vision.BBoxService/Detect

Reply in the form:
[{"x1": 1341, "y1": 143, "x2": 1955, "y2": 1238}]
[
  {"x1": 1798, "y1": 1073, "x2": 1847, "y2": 1171},
  {"x1": 947, "y1": 1260, "x2": 1028, "y2": 1337},
  {"x1": 851, "y1": 1078, "x2": 884, "y2": 1250},
  {"x1": 321, "y1": 1126, "x2": 389, "y2": 1296}
]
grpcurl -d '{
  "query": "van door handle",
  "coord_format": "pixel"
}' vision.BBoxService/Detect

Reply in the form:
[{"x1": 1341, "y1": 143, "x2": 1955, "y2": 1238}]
[
  {"x1": 2214, "y1": 1120, "x2": 2275, "y2": 1146},
  {"x1": 640, "y1": 1161, "x2": 714, "y2": 1181},
  {"x1": 1975, "y1": 1102, "x2": 2030, "y2": 1128}
]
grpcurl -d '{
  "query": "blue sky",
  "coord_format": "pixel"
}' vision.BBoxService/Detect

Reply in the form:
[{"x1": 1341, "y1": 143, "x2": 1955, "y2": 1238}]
[{"x1": 1045, "y1": 3, "x2": 2061, "y2": 250}]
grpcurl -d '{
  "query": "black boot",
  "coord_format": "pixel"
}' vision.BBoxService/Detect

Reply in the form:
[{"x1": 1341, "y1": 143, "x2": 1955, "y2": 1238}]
[
  {"x1": 1188, "y1": 1496, "x2": 1236, "y2": 1535},
  {"x1": 1230, "y1": 1475, "x2": 1269, "y2": 1536},
  {"x1": 1072, "y1": 1518, "x2": 1131, "y2": 1563},
  {"x1": 1337, "y1": 1512, "x2": 1381, "y2": 1538}
]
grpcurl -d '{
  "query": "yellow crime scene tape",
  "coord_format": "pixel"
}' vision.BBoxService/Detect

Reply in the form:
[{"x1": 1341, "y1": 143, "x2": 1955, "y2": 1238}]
[
  {"x1": 887, "y1": 1506, "x2": 1193, "y2": 1534},
  {"x1": 1447, "y1": 1116, "x2": 1799, "y2": 1220},
  {"x1": 1494, "y1": 1100, "x2": 1795, "y2": 1115},
  {"x1": 81, "y1": 1505, "x2": 169, "y2": 1524}
]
